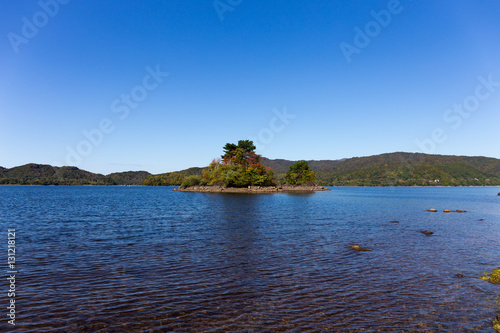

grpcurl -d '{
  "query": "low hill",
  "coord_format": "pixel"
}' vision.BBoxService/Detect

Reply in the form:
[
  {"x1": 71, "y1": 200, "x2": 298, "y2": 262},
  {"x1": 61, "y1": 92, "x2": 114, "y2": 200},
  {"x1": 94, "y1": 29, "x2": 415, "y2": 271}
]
[
  {"x1": 108, "y1": 171, "x2": 152, "y2": 185},
  {"x1": 0, "y1": 164, "x2": 151, "y2": 185},
  {"x1": 262, "y1": 158, "x2": 345, "y2": 175},
  {"x1": 142, "y1": 167, "x2": 205, "y2": 186}
]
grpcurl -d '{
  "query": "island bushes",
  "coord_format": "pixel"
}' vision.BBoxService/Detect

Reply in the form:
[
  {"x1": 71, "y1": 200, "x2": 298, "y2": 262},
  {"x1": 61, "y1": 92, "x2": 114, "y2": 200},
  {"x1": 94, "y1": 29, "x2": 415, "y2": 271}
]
[
  {"x1": 195, "y1": 140, "x2": 275, "y2": 188},
  {"x1": 178, "y1": 142, "x2": 327, "y2": 189},
  {"x1": 180, "y1": 175, "x2": 202, "y2": 188},
  {"x1": 285, "y1": 161, "x2": 316, "y2": 185}
]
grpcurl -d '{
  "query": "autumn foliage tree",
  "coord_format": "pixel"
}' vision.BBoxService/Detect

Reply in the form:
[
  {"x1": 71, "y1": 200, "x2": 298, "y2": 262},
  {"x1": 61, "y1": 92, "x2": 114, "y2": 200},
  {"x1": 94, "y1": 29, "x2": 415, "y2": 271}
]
[{"x1": 201, "y1": 140, "x2": 276, "y2": 187}]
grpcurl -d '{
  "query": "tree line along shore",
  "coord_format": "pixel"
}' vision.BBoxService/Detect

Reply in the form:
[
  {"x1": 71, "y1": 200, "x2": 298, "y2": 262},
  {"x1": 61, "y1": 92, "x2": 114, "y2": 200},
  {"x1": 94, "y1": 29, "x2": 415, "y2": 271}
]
[{"x1": 2, "y1": 146, "x2": 500, "y2": 187}]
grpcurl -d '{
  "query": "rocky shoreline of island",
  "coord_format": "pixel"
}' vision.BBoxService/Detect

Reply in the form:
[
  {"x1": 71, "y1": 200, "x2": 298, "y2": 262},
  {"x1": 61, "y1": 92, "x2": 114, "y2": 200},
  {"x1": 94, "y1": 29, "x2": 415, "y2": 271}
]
[{"x1": 175, "y1": 184, "x2": 330, "y2": 193}]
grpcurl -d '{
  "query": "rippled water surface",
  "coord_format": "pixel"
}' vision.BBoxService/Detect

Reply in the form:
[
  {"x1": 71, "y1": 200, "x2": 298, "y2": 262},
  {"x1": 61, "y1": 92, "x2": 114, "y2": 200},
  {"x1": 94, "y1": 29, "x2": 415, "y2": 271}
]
[{"x1": 1, "y1": 186, "x2": 500, "y2": 332}]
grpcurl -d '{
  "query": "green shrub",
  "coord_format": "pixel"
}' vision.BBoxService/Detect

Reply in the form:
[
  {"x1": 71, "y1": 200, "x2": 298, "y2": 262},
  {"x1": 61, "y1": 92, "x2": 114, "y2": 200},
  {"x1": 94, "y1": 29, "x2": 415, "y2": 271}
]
[
  {"x1": 285, "y1": 161, "x2": 316, "y2": 185},
  {"x1": 180, "y1": 175, "x2": 202, "y2": 188}
]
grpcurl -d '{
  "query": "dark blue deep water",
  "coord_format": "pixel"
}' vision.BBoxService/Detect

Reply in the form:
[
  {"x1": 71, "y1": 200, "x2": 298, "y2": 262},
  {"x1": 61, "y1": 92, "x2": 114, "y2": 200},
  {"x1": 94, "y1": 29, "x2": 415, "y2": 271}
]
[{"x1": 1, "y1": 186, "x2": 499, "y2": 332}]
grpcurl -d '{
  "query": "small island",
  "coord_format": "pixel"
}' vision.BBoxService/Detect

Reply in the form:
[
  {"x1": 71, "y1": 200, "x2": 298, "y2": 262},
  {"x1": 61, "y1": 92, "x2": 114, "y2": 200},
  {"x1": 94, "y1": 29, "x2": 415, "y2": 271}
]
[{"x1": 175, "y1": 140, "x2": 329, "y2": 193}]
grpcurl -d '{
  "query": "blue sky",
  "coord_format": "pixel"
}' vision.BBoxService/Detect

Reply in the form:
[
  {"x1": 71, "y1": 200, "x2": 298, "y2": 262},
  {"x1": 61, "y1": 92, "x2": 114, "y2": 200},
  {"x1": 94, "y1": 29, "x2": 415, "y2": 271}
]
[{"x1": 1, "y1": 0, "x2": 499, "y2": 175}]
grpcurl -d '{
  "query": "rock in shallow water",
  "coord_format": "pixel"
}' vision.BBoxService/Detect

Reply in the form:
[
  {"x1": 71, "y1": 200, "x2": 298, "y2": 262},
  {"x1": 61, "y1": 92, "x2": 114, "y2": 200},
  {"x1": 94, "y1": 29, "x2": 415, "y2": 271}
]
[
  {"x1": 420, "y1": 230, "x2": 434, "y2": 235},
  {"x1": 350, "y1": 245, "x2": 371, "y2": 252},
  {"x1": 426, "y1": 208, "x2": 438, "y2": 212},
  {"x1": 493, "y1": 315, "x2": 500, "y2": 332},
  {"x1": 479, "y1": 268, "x2": 500, "y2": 285}
]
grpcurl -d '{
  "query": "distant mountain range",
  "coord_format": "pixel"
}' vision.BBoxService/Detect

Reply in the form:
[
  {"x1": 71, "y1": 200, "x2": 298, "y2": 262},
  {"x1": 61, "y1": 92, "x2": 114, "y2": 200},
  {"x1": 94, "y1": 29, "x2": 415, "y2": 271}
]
[{"x1": 1, "y1": 152, "x2": 500, "y2": 186}]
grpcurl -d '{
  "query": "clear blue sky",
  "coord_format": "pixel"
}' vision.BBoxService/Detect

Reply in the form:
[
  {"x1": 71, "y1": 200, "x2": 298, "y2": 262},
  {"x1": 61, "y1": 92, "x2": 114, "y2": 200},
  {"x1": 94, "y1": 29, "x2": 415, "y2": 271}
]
[{"x1": 1, "y1": 0, "x2": 499, "y2": 175}]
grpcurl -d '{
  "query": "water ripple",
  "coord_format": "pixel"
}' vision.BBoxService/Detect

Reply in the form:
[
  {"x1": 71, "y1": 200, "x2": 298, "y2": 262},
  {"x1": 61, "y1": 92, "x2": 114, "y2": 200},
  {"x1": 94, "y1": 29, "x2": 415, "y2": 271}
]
[{"x1": 1, "y1": 186, "x2": 499, "y2": 332}]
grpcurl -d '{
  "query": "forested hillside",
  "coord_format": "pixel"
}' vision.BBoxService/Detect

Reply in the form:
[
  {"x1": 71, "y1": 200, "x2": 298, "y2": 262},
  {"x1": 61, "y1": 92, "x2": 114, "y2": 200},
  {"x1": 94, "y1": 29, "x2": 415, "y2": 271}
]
[
  {"x1": 142, "y1": 168, "x2": 205, "y2": 186},
  {"x1": 2, "y1": 152, "x2": 500, "y2": 186},
  {"x1": 262, "y1": 153, "x2": 500, "y2": 186},
  {"x1": 0, "y1": 164, "x2": 150, "y2": 185},
  {"x1": 311, "y1": 153, "x2": 500, "y2": 186}
]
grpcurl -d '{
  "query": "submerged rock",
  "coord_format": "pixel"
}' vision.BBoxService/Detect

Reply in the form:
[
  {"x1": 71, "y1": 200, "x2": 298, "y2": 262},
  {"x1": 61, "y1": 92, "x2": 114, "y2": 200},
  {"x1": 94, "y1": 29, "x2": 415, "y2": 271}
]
[
  {"x1": 420, "y1": 230, "x2": 434, "y2": 235},
  {"x1": 479, "y1": 267, "x2": 500, "y2": 285},
  {"x1": 493, "y1": 315, "x2": 500, "y2": 332},
  {"x1": 350, "y1": 245, "x2": 371, "y2": 252},
  {"x1": 425, "y1": 208, "x2": 467, "y2": 213},
  {"x1": 388, "y1": 220, "x2": 399, "y2": 223}
]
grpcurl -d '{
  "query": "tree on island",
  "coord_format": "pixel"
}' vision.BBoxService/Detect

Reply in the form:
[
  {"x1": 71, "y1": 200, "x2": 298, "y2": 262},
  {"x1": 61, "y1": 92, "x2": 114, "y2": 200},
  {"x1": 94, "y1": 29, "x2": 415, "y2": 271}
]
[
  {"x1": 181, "y1": 140, "x2": 275, "y2": 188},
  {"x1": 285, "y1": 160, "x2": 316, "y2": 185}
]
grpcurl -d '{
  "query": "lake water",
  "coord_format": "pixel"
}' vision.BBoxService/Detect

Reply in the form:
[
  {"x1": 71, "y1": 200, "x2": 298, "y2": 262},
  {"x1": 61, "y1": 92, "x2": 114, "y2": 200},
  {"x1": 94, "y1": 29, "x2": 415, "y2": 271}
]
[{"x1": 1, "y1": 186, "x2": 499, "y2": 332}]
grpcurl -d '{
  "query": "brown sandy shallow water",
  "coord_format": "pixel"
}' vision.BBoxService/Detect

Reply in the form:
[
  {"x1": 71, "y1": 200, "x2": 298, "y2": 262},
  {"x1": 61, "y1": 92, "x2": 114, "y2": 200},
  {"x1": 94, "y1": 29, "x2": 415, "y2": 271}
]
[{"x1": 1, "y1": 186, "x2": 499, "y2": 332}]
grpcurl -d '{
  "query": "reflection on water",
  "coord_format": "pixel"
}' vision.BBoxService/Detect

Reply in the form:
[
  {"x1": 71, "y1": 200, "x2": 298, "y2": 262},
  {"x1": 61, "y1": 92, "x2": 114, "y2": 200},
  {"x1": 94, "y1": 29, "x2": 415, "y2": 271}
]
[{"x1": 1, "y1": 186, "x2": 499, "y2": 332}]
